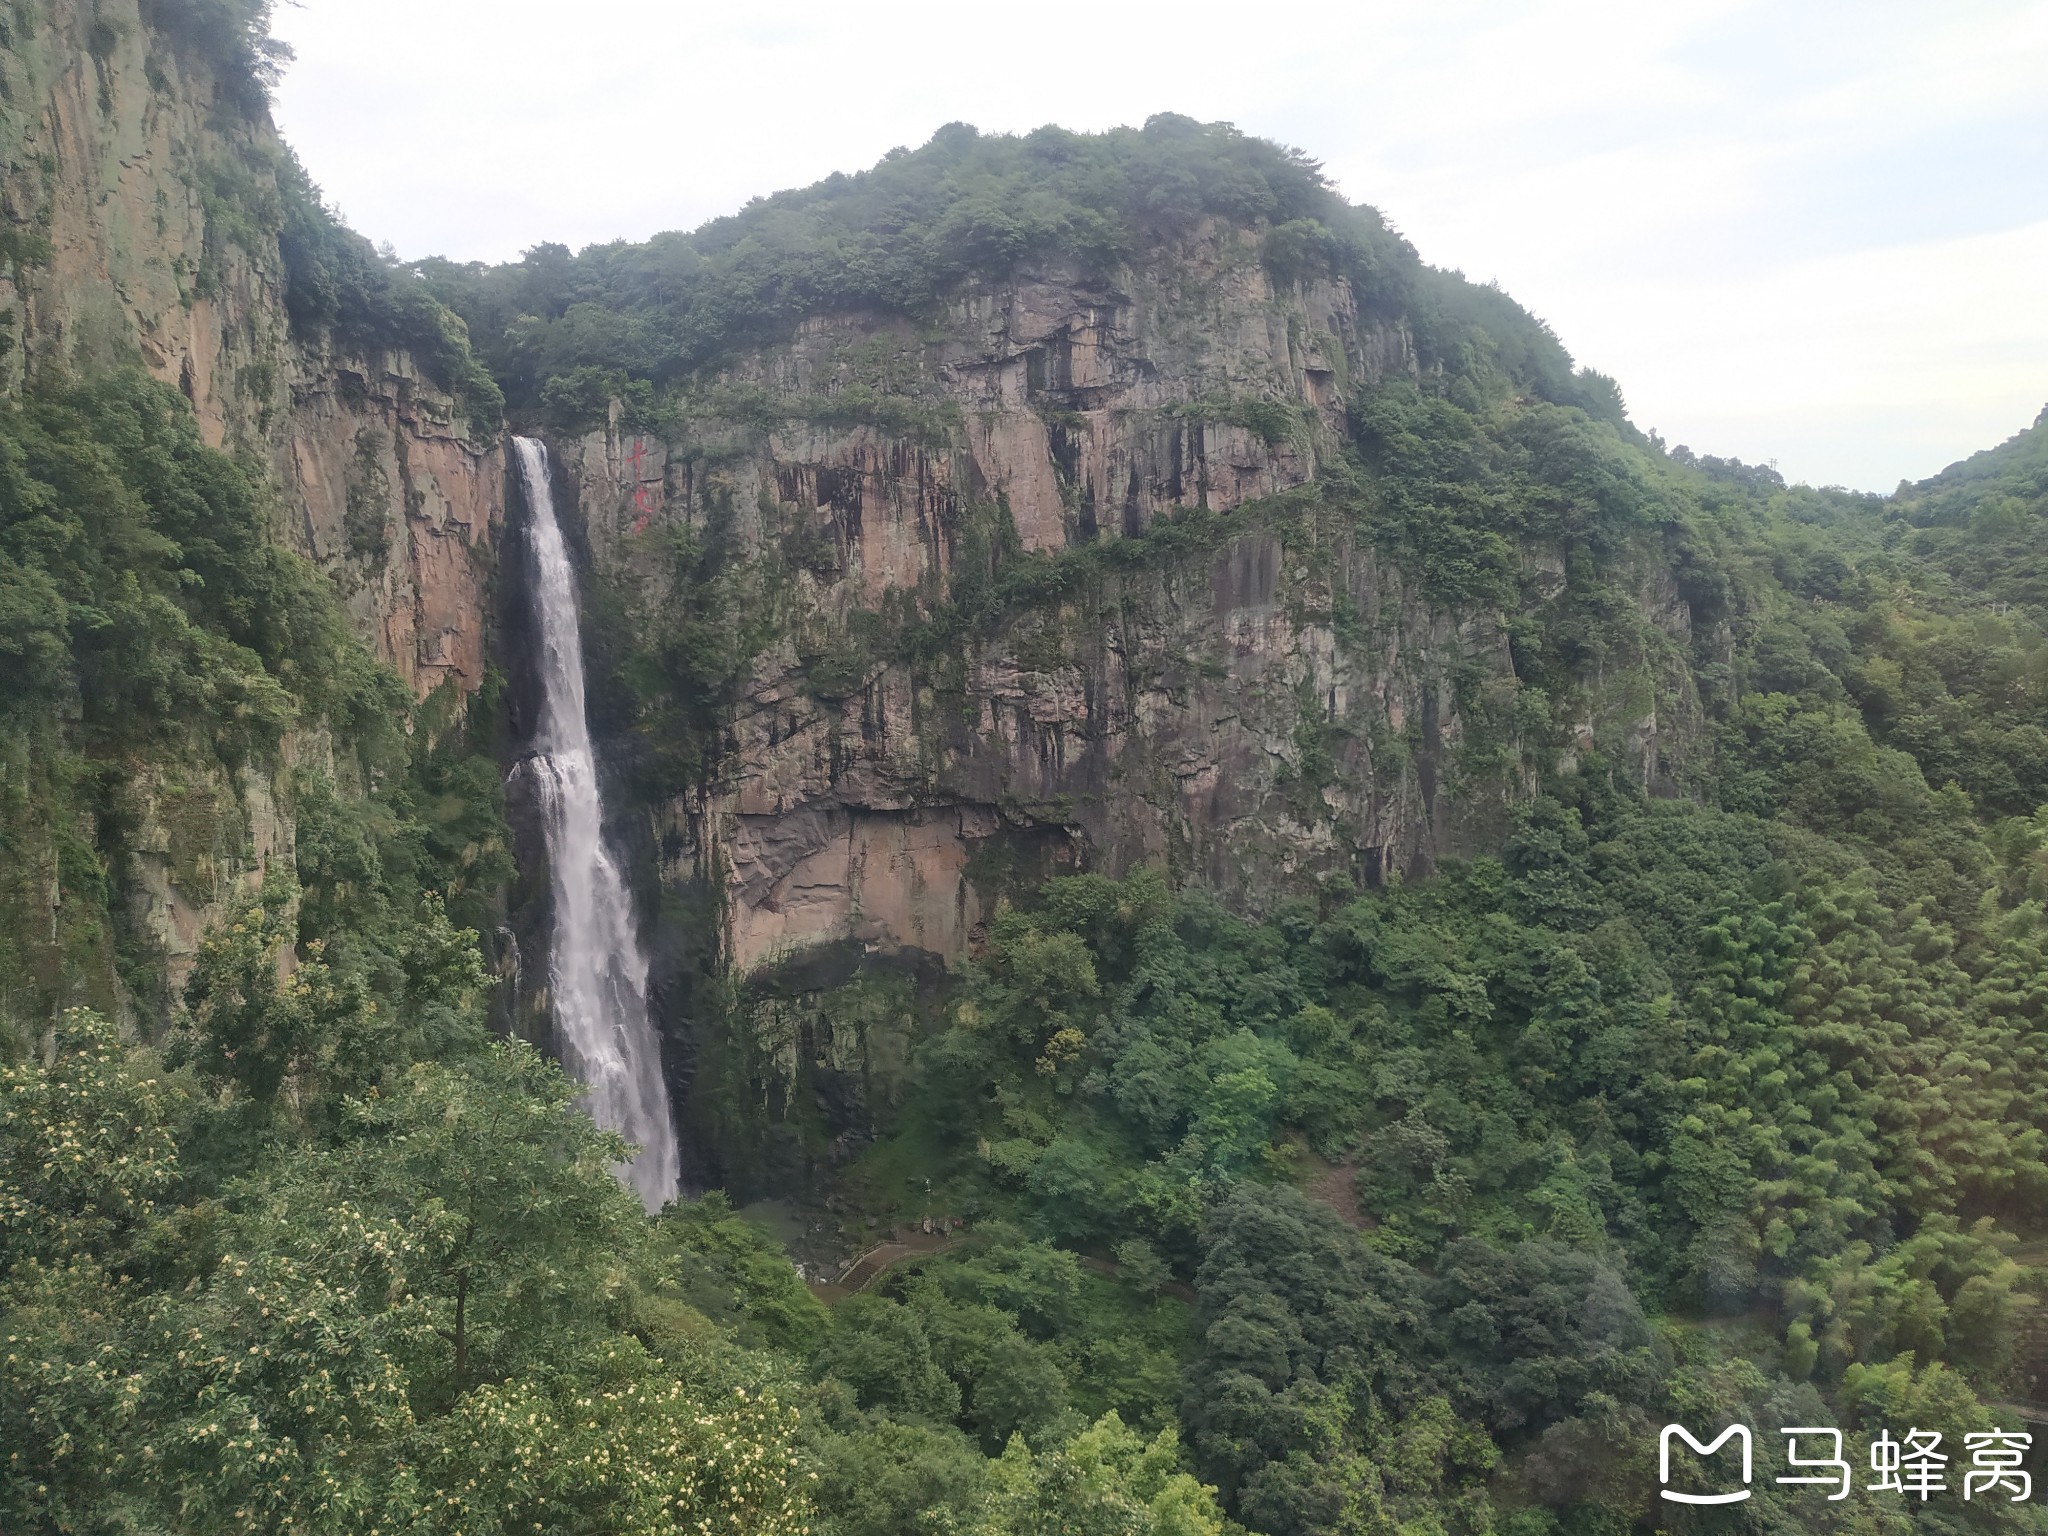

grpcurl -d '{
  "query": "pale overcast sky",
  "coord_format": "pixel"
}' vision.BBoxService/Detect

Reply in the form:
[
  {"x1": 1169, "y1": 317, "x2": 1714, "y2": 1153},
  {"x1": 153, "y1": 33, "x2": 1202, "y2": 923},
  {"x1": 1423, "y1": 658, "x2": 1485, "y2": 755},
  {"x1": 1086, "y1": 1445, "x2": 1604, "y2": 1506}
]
[{"x1": 267, "y1": 0, "x2": 2048, "y2": 493}]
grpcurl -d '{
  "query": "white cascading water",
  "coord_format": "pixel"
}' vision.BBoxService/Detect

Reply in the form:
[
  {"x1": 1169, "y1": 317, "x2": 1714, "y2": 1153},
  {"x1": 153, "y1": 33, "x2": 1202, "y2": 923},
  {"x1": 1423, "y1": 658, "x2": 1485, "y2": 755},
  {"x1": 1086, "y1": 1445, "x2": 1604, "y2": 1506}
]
[{"x1": 511, "y1": 435, "x2": 680, "y2": 1211}]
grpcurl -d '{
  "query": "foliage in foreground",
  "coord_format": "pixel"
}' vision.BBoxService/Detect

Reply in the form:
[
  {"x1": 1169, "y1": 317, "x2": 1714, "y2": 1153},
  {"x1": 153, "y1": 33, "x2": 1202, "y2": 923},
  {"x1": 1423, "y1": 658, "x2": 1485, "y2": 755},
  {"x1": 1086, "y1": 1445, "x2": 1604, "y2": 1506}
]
[
  {"x1": 0, "y1": 358, "x2": 1223, "y2": 1535},
  {"x1": 1, "y1": 971, "x2": 1228, "y2": 1534}
]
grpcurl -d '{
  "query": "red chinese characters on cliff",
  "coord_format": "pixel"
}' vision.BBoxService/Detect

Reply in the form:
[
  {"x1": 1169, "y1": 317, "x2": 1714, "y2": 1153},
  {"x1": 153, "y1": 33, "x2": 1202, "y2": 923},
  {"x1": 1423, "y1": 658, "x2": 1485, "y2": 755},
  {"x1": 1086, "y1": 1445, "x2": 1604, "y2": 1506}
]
[{"x1": 624, "y1": 437, "x2": 659, "y2": 533}]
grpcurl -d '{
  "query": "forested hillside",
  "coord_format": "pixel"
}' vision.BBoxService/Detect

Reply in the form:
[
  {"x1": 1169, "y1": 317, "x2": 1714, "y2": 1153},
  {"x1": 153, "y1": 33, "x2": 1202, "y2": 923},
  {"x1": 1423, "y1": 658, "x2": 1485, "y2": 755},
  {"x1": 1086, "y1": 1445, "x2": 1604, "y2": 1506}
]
[{"x1": 7, "y1": 3, "x2": 2048, "y2": 1530}]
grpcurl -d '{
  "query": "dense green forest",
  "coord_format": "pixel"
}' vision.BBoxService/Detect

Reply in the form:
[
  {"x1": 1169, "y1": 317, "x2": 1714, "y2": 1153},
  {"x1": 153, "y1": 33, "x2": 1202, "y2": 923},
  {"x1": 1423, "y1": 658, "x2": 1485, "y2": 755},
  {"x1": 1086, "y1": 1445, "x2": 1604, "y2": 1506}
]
[
  {"x1": 409, "y1": 114, "x2": 1623, "y2": 435},
  {"x1": 9, "y1": 39, "x2": 2048, "y2": 1531}
]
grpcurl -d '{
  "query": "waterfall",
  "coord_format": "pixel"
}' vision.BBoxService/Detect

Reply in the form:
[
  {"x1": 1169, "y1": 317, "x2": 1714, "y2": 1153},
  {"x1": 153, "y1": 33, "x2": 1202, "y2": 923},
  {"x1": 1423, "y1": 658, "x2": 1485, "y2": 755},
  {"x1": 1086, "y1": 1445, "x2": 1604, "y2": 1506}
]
[{"x1": 510, "y1": 436, "x2": 680, "y2": 1212}]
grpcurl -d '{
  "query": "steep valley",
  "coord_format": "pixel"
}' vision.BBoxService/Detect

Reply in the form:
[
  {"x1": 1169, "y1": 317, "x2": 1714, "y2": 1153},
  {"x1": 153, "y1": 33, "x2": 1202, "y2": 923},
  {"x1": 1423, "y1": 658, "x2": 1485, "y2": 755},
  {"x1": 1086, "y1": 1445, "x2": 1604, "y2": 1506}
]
[{"x1": 6, "y1": 4, "x2": 2048, "y2": 1533}]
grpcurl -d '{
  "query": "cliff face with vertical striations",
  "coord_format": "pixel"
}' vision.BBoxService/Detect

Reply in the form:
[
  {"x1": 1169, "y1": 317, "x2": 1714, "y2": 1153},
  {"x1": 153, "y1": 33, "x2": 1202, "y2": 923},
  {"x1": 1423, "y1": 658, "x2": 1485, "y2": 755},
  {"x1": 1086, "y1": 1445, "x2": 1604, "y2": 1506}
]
[
  {"x1": 544, "y1": 230, "x2": 1697, "y2": 995},
  {"x1": 17, "y1": 28, "x2": 2048, "y2": 1532},
  {"x1": 1, "y1": 0, "x2": 503, "y2": 698},
  {"x1": 1, "y1": 6, "x2": 1700, "y2": 1184},
  {"x1": 0, "y1": 0, "x2": 274, "y2": 439},
  {"x1": 0, "y1": 0, "x2": 503, "y2": 1004},
  {"x1": 283, "y1": 345, "x2": 502, "y2": 697}
]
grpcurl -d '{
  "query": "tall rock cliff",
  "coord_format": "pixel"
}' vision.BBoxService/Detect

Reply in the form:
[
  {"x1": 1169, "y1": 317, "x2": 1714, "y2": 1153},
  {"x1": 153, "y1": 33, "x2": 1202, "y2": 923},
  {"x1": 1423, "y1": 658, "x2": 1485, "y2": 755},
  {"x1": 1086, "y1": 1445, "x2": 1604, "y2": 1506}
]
[
  {"x1": 541, "y1": 227, "x2": 1697, "y2": 989},
  {"x1": 0, "y1": 0, "x2": 503, "y2": 1008},
  {"x1": 456, "y1": 163, "x2": 1709, "y2": 1188},
  {"x1": 1, "y1": 0, "x2": 502, "y2": 695},
  {"x1": 1, "y1": 17, "x2": 1705, "y2": 1194}
]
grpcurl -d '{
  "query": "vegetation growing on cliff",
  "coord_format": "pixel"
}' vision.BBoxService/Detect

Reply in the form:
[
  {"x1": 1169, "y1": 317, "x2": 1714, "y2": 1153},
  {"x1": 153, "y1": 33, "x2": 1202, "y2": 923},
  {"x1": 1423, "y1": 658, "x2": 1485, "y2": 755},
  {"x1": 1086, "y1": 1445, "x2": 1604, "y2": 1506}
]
[
  {"x1": 0, "y1": 370, "x2": 1220, "y2": 1535},
  {"x1": 417, "y1": 115, "x2": 1527, "y2": 418},
  {"x1": 524, "y1": 395, "x2": 2048, "y2": 1536},
  {"x1": 139, "y1": 0, "x2": 291, "y2": 109},
  {"x1": 276, "y1": 153, "x2": 506, "y2": 428},
  {"x1": 580, "y1": 383, "x2": 2048, "y2": 1535},
  {"x1": 0, "y1": 370, "x2": 375, "y2": 1020},
  {"x1": 404, "y1": 117, "x2": 2048, "y2": 1530},
  {"x1": 12, "y1": 78, "x2": 2048, "y2": 1535}
]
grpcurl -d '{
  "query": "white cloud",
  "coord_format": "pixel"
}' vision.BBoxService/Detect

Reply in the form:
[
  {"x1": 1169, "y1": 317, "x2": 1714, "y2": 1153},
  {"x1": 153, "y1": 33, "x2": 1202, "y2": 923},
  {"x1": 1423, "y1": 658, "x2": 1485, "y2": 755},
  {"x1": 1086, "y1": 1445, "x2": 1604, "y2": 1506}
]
[{"x1": 266, "y1": 0, "x2": 2048, "y2": 489}]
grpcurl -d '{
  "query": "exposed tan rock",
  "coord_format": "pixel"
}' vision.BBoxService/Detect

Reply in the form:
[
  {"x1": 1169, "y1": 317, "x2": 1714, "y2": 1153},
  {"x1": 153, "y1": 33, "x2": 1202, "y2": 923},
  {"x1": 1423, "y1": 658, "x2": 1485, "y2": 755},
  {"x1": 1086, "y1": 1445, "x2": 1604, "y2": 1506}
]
[
  {"x1": 546, "y1": 229, "x2": 1696, "y2": 981},
  {"x1": 725, "y1": 804, "x2": 996, "y2": 974},
  {"x1": 2, "y1": 1, "x2": 505, "y2": 1012},
  {"x1": 4, "y1": 2, "x2": 283, "y2": 442},
  {"x1": 288, "y1": 352, "x2": 505, "y2": 697},
  {"x1": 4, "y1": 0, "x2": 506, "y2": 700}
]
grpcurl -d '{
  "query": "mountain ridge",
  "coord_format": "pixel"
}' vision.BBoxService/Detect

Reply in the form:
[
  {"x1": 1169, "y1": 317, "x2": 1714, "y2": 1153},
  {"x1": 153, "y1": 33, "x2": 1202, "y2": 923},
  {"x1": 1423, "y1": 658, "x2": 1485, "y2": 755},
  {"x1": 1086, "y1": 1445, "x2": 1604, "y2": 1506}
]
[{"x1": 8, "y1": 6, "x2": 2048, "y2": 1533}]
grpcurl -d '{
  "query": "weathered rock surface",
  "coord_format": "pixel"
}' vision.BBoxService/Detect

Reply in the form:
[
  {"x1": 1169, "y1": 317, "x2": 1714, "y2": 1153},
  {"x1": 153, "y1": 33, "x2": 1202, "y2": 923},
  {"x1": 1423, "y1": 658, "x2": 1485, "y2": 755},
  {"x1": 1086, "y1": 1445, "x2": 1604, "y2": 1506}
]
[
  {"x1": 287, "y1": 348, "x2": 504, "y2": 696},
  {"x1": 1, "y1": 0, "x2": 504, "y2": 1006},
  {"x1": 549, "y1": 234, "x2": 1698, "y2": 986},
  {"x1": 1, "y1": 0, "x2": 1697, "y2": 1132},
  {"x1": 0, "y1": 0, "x2": 278, "y2": 442},
  {"x1": 3, "y1": 0, "x2": 505, "y2": 696}
]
